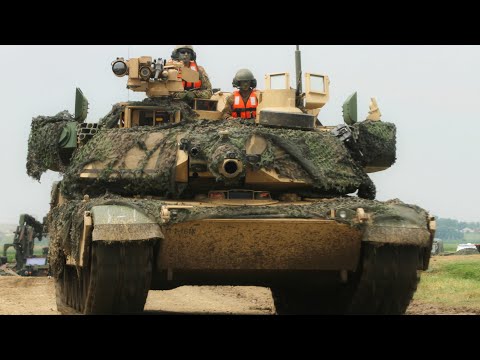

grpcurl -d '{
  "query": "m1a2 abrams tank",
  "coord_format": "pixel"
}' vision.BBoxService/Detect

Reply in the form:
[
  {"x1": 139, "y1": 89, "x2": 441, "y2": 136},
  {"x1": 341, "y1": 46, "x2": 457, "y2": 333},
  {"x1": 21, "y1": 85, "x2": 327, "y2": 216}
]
[{"x1": 26, "y1": 46, "x2": 435, "y2": 314}]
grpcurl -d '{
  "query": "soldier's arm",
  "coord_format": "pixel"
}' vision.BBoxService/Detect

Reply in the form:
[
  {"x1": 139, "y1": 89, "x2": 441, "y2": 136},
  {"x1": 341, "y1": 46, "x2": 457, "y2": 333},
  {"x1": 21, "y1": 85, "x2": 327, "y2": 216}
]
[
  {"x1": 221, "y1": 96, "x2": 234, "y2": 120},
  {"x1": 192, "y1": 66, "x2": 213, "y2": 99}
]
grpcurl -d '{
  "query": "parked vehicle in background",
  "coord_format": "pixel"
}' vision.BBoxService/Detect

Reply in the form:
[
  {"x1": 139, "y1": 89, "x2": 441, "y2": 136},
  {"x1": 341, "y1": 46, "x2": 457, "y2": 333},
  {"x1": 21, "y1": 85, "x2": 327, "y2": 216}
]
[
  {"x1": 431, "y1": 239, "x2": 444, "y2": 255},
  {"x1": 456, "y1": 243, "x2": 479, "y2": 252}
]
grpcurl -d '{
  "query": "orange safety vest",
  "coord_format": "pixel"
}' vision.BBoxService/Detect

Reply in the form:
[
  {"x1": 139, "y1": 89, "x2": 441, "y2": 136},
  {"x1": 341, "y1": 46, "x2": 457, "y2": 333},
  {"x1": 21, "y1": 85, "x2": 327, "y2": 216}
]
[
  {"x1": 183, "y1": 61, "x2": 202, "y2": 90},
  {"x1": 232, "y1": 90, "x2": 257, "y2": 119}
]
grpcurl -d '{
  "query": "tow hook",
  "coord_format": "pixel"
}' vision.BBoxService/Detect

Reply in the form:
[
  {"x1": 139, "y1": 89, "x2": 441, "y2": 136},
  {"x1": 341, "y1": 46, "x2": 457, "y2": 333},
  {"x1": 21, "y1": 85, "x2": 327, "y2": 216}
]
[
  {"x1": 356, "y1": 208, "x2": 369, "y2": 223},
  {"x1": 160, "y1": 205, "x2": 194, "y2": 224}
]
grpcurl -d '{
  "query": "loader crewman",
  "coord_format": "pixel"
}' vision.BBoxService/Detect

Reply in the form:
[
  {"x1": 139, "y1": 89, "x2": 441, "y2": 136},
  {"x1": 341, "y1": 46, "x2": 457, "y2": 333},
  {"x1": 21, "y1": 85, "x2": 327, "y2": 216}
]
[
  {"x1": 170, "y1": 45, "x2": 213, "y2": 105},
  {"x1": 222, "y1": 69, "x2": 258, "y2": 120}
]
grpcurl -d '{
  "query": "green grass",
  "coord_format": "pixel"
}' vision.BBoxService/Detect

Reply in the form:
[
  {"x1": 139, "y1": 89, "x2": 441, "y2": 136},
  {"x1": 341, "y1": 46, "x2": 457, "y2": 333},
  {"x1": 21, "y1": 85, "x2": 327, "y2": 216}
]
[
  {"x1": 443, "y1": 243, "x2": 458, "y2": 252},
  {"x1": 3, "y1": 247, "x2": 47, "y2": 263},
  {"x1": 442, "y1": 261, "x2": 480, "y2": 282},
  {"x1": 414, "y1": 255, "x2": 480, "y2": 309}
]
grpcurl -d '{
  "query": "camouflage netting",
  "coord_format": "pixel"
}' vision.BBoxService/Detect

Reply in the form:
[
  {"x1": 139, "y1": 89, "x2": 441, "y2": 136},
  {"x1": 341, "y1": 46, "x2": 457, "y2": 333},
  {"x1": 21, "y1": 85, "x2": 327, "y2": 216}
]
[
  {"x1": 26, "y1": 99, "x2": 198, "y2": 181},
  {"x1": 47, "y1": 195, "x2": 429, "y2": 278},
  {"x1": 58, "y1": 118, "x2": 377, "y2": 199},
  {"x1": 26, "y1": 111, "x2": 77, "y2": 180},
  {"x1": 26, "y1": 99, "x2": 396, "y2": 201},
  {"x1": 352, "y1": 120, "x2": 397, "y2": 167},
  {"x1": 60, "y1": 123, "x2": 185, "y2": 198},
  {"x1": 98, "y1": 98, "x2": 199, "y2": 129}
]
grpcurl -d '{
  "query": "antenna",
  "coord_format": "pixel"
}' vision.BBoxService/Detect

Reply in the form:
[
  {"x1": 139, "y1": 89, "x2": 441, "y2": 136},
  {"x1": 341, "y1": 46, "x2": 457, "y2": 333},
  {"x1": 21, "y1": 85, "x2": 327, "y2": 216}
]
[
  {"x1": 127, "y1": 45, "x2": 131, "y2": 101},
  {"x1": 295, "y1": 45, "x2": 302, "y2": 107}
]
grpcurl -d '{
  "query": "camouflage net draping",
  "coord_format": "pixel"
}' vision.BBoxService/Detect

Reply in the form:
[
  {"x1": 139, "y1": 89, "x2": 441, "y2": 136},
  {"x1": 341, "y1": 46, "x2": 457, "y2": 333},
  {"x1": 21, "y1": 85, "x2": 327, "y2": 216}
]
[
  {"x1": 352, "y1": 120, "x2": 397, "y2": 167},
  {"x1": 28, "y1": 102, "x2": 401, "y2": 278},
  {"x1": 47, "y1": 194, "x2": 427, "y2": 277},
  {"x1": 26, "y1": 101, "x2": 400, "y2": 202},
  {"x1": 26, "y1": 111, "x2": 76, "y2": 180},
  {"x1": 57, "y1": 118, "x2": 380, "y2": 199},
  {"x1": 26, "y1": 98, "x2": 198, "y2": 181},
  {"x1": 98, "y1": 98, "x2": 199, "y2": 129}
]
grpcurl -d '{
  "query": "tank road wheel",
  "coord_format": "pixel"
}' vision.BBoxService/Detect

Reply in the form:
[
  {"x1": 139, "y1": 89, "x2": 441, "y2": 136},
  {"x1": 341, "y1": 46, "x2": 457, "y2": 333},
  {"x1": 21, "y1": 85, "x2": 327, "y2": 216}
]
[
  {"x1": 345, "y1": 244, "x2": 420, "y2": 315},
  {"x1": 85, "y1": 241, "x2": 154, "y2": 314},
  {"x1": 56, "y1": 241, "x2": 154, "y2": 315},
  {"x1": 55, "y1": 264, "x2": 90, "y2": 315},
  {"x1": 271, "y1": 244, "x2": 421, "y2": 315}
]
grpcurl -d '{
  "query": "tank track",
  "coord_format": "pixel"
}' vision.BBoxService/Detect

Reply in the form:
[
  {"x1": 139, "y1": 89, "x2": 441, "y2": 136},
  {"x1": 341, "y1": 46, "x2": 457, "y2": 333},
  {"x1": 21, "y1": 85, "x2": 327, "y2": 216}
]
[
  {"x1": 56, "y1": 241, "x2": 154, "y2": 315},
  {"x1": 271, "y1": 243, "x2": 421, "y2": 315}
]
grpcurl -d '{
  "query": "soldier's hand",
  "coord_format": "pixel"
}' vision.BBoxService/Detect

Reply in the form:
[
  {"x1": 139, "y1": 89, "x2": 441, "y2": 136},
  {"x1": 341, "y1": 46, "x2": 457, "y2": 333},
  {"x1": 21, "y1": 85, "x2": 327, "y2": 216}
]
[
  {"x1": 184, "y1": 91, "x2": 195, "y2": 101},
  {"x1": 176, "y1": 91, "x2": 194, "y2": 101}
]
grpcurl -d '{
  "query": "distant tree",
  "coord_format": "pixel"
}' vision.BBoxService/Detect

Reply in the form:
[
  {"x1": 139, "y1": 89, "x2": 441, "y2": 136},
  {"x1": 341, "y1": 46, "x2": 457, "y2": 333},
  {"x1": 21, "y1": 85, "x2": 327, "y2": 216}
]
[
  {"x1": 435, "y1": 217, "x2": 480, "y2": 241},
  {"x1": 436, "y1": 227, "x2": 461, "y2": 240}
]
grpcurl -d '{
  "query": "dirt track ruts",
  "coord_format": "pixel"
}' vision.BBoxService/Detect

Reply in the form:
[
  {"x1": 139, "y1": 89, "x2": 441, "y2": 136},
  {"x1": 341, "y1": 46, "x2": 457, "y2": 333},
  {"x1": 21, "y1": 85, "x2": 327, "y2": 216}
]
[{"x1": 1, "y1": 276, "x2": 479, "y2": 315}]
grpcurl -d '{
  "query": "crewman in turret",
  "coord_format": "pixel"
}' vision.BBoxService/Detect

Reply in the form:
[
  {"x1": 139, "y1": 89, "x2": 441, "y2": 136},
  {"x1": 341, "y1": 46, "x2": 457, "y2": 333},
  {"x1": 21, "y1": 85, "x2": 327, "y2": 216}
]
[
  {"x1": 222, "y1": 69, "x2": 258, "y2": 120},
  {"x1": 169, "y1": 45, "x2": 213, "y2": 105}
]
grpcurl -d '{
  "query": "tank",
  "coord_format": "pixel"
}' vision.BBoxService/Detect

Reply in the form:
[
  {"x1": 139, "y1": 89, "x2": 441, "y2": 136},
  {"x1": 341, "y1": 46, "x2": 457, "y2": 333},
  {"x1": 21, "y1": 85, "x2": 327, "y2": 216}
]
[{"x1": 26, "y1": 47, "x2": 435, "y2": 314}]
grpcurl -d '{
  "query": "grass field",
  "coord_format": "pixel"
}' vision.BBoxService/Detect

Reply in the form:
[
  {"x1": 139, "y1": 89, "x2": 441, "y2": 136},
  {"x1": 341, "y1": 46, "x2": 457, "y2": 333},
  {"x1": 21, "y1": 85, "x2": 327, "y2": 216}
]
[
  {"x1": 414, "y1": 254, "x2": 480, "y2": 309},
  {"x1": 443, "y1": 243, "x2": 458, "y2": 252},
  {"x1": 3, "y1": 246, "x2": 47, "y2": 263}
]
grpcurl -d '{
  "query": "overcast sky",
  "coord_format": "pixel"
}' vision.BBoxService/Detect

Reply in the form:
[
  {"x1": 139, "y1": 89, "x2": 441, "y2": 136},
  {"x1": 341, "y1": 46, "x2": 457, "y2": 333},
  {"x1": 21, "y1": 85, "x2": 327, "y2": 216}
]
[{"x1": 0, "y1": 45, "x2": 478, "y2": 224}]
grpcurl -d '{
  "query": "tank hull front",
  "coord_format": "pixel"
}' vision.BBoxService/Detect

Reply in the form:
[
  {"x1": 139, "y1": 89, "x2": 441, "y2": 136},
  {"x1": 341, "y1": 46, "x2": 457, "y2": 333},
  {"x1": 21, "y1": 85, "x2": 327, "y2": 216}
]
[
  {"x1": 49, "y1": 196, "x2": 434, "y2": 313},
  {"x1": 159, "y1": 218, "x2": 362, "y2": 271}
]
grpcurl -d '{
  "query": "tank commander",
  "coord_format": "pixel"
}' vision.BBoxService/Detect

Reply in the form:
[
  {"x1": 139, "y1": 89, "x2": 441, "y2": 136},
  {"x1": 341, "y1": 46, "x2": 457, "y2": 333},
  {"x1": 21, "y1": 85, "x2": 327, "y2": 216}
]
[
  {"x1": 222, "y1": 69, "x2": 258, "y2": 120},
  {"x1": 170, "y1": 45, "x2": 213, "y2": 105}
]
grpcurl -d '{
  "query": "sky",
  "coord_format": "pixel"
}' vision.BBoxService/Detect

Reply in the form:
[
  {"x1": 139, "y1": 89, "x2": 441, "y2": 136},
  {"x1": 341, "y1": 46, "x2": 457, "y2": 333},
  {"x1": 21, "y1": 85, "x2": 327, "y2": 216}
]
[{"x1": 0, "y1": 45, "x2": 479, "y2": 224}]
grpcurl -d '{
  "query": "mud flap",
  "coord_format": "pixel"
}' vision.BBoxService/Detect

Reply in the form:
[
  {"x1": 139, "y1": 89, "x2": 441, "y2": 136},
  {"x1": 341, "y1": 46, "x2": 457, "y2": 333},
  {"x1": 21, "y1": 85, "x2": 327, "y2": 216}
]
[{"x1": 91, "y1": 205, "x2": 164, "y2": 241}]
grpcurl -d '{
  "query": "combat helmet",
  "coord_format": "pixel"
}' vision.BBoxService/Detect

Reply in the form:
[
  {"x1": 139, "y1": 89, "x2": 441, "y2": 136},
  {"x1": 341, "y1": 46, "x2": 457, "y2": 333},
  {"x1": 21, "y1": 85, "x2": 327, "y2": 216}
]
[
  {"x1": 232, "y1": 69, "x2": 257, "y2": 88},
  {"x1": 171, "y1": 45, "x2": 197, "y2": 61}
]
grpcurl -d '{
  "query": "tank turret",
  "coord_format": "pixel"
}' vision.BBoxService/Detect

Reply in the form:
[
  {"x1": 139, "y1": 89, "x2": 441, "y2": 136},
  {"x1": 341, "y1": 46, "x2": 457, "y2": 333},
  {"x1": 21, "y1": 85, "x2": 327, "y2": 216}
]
[{"x1": 27, "y1": 47, "x2": 435, "y2": 315}]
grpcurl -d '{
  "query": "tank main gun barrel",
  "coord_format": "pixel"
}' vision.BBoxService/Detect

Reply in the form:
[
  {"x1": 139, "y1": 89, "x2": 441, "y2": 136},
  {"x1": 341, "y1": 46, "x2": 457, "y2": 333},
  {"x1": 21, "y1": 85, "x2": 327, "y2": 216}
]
[
  {"x1": 219, "y1": 158, "x2": 244, "y2": 179},
  {"x1": 295, "y1": 45, "x2": 302, "y2": 107}
]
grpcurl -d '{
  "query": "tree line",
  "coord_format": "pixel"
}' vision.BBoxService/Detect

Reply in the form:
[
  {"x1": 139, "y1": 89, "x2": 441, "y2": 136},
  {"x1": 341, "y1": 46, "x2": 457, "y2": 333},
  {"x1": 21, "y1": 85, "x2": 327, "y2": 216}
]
[{"x1": 436, "y1": 217, "x2": 480, "y2": 241}]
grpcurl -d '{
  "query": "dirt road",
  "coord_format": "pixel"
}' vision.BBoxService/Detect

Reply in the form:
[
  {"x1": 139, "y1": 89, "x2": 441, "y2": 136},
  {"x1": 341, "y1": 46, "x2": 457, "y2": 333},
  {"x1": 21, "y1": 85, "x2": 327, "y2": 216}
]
[
  {"x1": 0, "y1": 276, "x2": 478, "y2": 315},
  {"x1": 0, "y1": 277, "x2": 274, "y2": 315}
]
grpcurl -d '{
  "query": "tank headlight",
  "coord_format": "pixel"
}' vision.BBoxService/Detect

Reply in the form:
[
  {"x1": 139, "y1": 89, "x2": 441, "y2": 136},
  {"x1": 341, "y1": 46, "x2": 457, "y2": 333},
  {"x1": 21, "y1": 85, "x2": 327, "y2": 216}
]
[
  {"x1": 336, "y1": 208, "x2": 355, "y2": 220},
  {"x1": 112, "y1": 60, "x2": 128, "y2": 77}
]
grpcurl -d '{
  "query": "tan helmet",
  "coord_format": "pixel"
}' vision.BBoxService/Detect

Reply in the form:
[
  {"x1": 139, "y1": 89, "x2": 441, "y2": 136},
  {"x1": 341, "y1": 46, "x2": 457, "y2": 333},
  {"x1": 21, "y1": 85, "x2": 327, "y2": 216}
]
[
  {"x1": 232, "y1": 68, "x2": 257, "y2": 88},
  {"x1": 172, "y1": 45, "x2": 197, "y2": 61}
]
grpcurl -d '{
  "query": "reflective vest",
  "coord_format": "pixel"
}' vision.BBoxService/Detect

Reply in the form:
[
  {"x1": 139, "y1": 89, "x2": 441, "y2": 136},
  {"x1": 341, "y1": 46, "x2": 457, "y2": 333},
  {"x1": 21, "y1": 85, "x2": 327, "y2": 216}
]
[
  {"x1": 183, "y1": 61, "x2": 202, "y2": 90},
  {"x1": 232, "y1": 90, "x2": 257, "y2": 119}
]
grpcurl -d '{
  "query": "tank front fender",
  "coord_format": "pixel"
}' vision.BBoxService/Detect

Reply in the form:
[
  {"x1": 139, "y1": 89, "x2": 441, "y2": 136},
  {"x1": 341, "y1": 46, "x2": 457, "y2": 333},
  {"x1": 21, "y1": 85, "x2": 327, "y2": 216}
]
[
  {"x1": 91, "y1": 205, "x2": 164, "y2": 241},
  {"x1": 363, "y1": 204, "x2": 432, "y2": 248}
]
